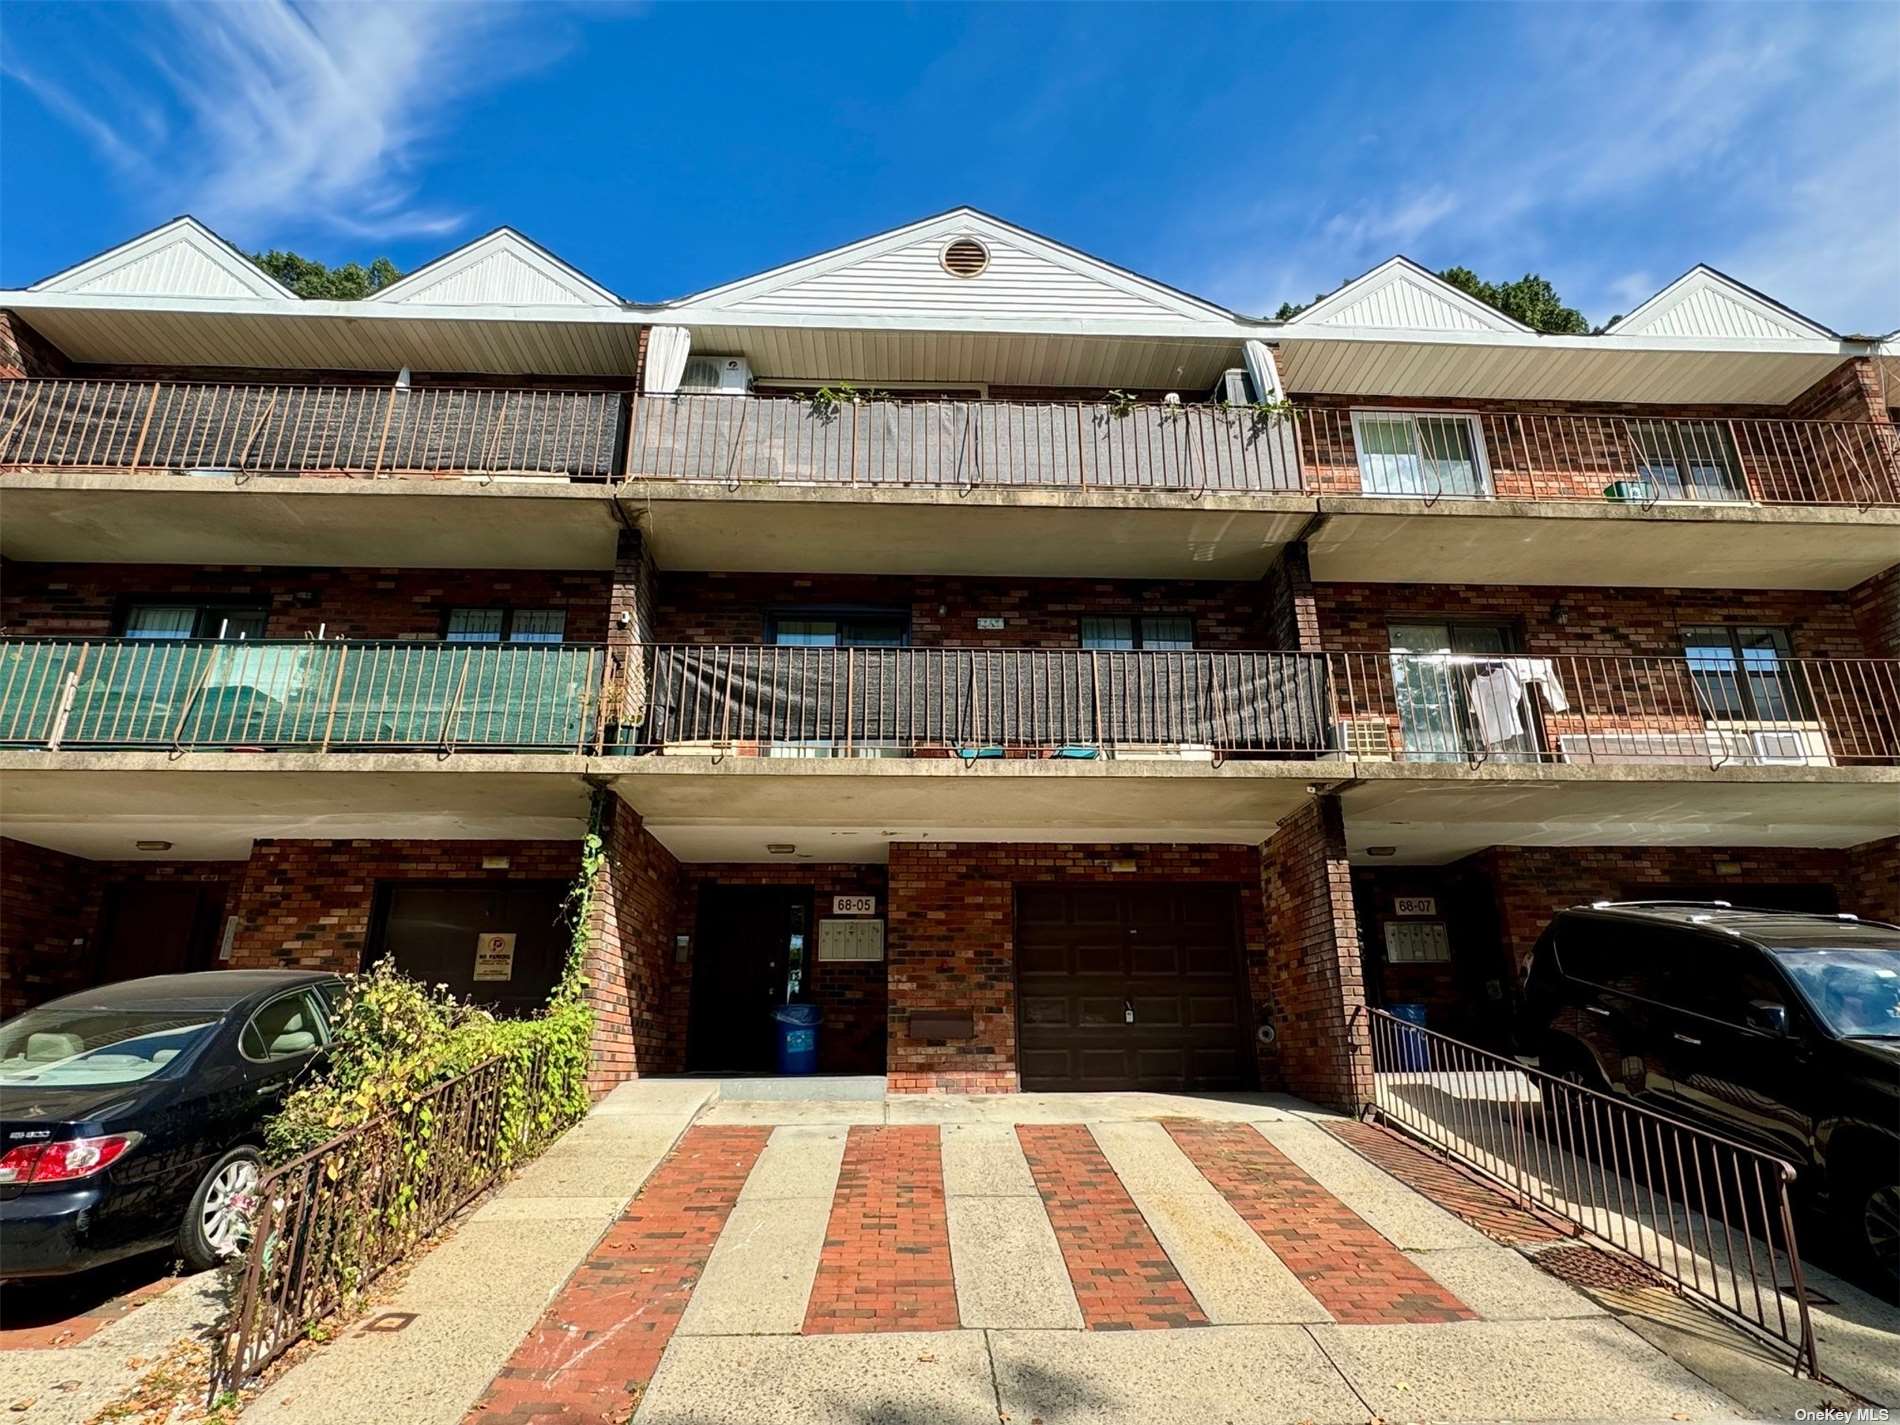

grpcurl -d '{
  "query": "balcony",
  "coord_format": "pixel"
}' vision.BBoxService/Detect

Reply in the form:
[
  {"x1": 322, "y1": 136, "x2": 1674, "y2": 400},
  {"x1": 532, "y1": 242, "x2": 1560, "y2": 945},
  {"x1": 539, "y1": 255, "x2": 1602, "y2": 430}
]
[
  {"x1": 632, "y1": 645, "x2": 1900, "y2": 769},
  {"x1": 0, "y1": 379, "x2": 624, "y2": 480},
  {"x1": 0, "y1": 639, "x2": 610, "y2": 753}
]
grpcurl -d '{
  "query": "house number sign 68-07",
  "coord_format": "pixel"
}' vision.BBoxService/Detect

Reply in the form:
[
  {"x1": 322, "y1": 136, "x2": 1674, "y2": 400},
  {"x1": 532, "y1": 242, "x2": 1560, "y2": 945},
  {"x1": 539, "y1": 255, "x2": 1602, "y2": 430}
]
[{"x1": 833, "y1": 895, "x2": 877, "y2": 915}]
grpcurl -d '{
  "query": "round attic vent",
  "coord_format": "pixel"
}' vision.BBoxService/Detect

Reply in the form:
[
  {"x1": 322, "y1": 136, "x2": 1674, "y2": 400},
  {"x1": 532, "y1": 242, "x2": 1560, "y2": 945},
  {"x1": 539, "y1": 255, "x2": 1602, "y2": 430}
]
[{"x1": 940, "y1": 237, "x2": 990, "y2": 278}]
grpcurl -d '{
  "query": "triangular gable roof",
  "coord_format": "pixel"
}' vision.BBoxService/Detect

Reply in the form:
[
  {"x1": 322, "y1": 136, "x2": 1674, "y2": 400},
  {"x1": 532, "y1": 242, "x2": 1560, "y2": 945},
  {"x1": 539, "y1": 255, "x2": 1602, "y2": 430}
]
[
  {"x1": 1281, "y1": 256, "x2": 1531, "y2": 335},
  {"x1": 369, "y1": 228, "x2": 619, "y2": 307},
  {"x1": 30, "y1": 216, "x2": 296, "y2": 301},
  {"x1": 1605, "y1": 265, "x2": 1836, "y2": 341},
  {"x1": 670, "y1": 208, "x2": 1236, "y2": 324}
]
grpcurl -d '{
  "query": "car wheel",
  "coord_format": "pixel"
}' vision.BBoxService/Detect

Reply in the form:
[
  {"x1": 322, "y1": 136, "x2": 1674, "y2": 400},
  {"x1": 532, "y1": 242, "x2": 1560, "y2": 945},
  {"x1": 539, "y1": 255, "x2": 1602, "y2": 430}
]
[
  {"x1": 179, "y1": 1146, "x2": 261, "y2": 1272},
  {"x1": 1854, "y1": 1179, "x2": 1900, "y2": 1301}
]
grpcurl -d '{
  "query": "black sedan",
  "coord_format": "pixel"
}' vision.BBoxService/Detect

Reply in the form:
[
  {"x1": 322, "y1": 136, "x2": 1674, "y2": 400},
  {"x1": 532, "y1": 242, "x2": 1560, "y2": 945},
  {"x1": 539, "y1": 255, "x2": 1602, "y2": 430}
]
[{"x1": 0, "y1": 970, "x2": 340, "y2": 1278}]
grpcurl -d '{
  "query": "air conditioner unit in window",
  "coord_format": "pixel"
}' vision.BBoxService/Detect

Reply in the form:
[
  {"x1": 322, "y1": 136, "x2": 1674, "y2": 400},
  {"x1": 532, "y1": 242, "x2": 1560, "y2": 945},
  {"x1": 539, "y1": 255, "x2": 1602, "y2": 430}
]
[
  {"x1": 1704, "y1": 722, "x2": 1833, "y2": 767},
  {"x1": 678, "y1": 355, "x2": 751, "y2": 394},
  {"x1": 1210, "y1": 368, "x2": 1252, "y2": 404},
  {"x1": 1335, "y1": 719, "x2": 1394, "y2": 761}
]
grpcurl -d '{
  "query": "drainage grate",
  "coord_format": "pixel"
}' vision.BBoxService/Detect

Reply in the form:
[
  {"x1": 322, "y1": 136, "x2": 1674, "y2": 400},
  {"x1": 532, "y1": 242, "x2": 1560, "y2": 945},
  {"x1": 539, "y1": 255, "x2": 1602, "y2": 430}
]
[{"x1": 1533, "y1": 1242, "x2": 1670, "y2": 1293}]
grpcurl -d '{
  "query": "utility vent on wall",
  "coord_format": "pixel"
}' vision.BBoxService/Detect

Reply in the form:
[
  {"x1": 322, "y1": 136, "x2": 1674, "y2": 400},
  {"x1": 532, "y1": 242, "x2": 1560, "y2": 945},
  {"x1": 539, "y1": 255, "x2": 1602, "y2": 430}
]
[{"x1": 940, "y1": 237, "x2": 990, "y2": 278}]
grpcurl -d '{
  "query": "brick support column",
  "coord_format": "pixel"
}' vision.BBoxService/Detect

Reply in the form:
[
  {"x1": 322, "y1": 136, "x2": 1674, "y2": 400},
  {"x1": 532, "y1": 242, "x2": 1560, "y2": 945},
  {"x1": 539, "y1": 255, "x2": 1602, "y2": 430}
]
[
  {"x1": 1259, "y1": 796, "x2": 1369, "y2": 1110},
  {"x1": 0, "y1": 311, "x2": 68, "y2": 379},
  {"x1": 1263, "y1": 541, "x2": 1321, "y2": 650},
  {"x1": 582, "y1": 792, "x2": 686, "y2": 1091},
  {"x1": 605, "y1": 526, "x2": 657, "y2": 747}
]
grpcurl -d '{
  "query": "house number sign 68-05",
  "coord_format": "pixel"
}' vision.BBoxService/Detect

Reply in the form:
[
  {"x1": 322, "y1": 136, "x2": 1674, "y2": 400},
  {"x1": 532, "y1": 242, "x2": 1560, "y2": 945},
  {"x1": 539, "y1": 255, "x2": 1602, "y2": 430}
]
[{"x1": 833, "y1": 895, "x2": 876, "y2": 915}]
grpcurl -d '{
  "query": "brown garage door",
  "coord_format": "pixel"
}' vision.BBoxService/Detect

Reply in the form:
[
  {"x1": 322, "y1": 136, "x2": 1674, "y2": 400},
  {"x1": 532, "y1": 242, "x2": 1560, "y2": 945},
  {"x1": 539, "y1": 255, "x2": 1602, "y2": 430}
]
[{"x1": 1015, "y1": 885, "x2": 1252, "y2": 1092}]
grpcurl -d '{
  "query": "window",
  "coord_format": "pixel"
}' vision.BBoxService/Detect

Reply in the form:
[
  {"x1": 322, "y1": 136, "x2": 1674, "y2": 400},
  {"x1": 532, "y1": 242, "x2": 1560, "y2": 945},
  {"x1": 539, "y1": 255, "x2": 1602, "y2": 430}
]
[
  {"x1": 239, "y1": 988, "x2": 331, "y2": 1062},
  {"x1": 445, "y1": 608, "x2": 567, "y2": 644},
  {"x1": 767, "y1": 613, "x2": 908, "y2": 647},
  {"x1": 1079, "y1": 616, "x2": 1194, "y2": 650},
  {"x1": 1629, "y1": 421, "x2": 1746, "y2": 502},
  {"x1": 1682, "y1": 626, "x2": 1797, "y2": 722},
  {"x1": 1657, "y1": 940, "x2": 1786, "y2": 1027},
  {"x1": 1351, "y1": 411, "x2": 1489, "y2": 497},
  {"x1": 123, "y1": 604, "x2": 268, "y2": 640}
]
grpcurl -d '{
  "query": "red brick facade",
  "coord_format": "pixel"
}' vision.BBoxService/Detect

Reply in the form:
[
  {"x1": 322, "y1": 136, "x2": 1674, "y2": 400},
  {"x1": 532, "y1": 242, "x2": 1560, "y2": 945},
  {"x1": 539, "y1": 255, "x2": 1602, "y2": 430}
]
[
  {"x1": 1259, "y1": 797, "x2": 1369, "y2": 1109},
  {"x1": 0, "y1": 312, "x2": 69, "y2": 379},
  {"x1": 652, "y1": 572, "x2": 1278, "y2": 649},
  {"x1": 1312, "y1": 581, "x2": 1871, "y2": 660},
  {"x1": 583, "y1": 798, "x2": 686, "y2": 1089},
  {"x1": 1, "y1": 838, "x2": 104, "y2": 1015},
  {"x1": 883, "y1": 841, "x2": 1270, "y2": 1094},
  {"x1": 1, "y1": 561, "x2": 612, "y2": 643}
]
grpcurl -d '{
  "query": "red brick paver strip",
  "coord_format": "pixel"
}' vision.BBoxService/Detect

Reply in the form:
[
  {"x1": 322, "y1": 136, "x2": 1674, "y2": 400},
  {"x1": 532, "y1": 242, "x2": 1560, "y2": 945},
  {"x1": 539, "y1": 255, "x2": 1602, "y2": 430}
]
[
  {"x1": 1016, "y1": 1123, "x2": 1208, "y2": 1330},
  {"x1": 1322, "y1": 1118, "x2": 1571, "y2": 1247},
  {"x1": 1165, "y1": 1119, "x2": 1473, "y2": 1325},
  {"x1": 465, "y1": 1125, "x2": 769, "y2": 1424},
  {"x1": 802, "y1": 1124, "x2": 959, "y2": 1335}
]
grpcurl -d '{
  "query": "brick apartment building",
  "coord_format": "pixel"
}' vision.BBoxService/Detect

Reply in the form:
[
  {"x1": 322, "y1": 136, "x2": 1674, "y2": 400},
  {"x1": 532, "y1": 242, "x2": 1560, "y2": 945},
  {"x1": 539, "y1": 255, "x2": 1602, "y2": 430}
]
[{"x1": 1, "y1": 209, "x2": 1895, "y2": 1109}]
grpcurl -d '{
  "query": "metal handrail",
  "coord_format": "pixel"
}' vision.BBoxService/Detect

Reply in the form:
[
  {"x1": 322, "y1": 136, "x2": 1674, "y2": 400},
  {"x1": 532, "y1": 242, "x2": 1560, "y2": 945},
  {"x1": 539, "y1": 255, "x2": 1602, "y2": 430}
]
[
  {"x1": 0, "y1": 379, "x2": 624, "y2": 480},
  {"x1": 0, "y1": 638, "x2": 607, "y2": 752},
  {"x1": 1359, "y1": 1007, "x2": 1819, "y2": 1375}
]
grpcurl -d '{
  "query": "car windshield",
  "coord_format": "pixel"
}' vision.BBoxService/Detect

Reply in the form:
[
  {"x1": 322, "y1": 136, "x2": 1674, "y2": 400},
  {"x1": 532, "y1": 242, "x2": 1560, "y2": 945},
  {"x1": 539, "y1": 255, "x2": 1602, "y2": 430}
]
[
  {"x1": 0, "y1": 1009, "x2": 220, "y2": 1085},
  {"x1": 1771, "y1": 948, "x2": 1900, "y2": 1038}
]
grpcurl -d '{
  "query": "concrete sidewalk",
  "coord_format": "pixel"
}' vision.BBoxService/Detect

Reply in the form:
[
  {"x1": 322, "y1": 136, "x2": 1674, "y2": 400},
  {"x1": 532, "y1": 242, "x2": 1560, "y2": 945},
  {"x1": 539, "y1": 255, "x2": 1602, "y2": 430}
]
[
  {"x1": 236, "y1": 1084, "x2": 1882, "y2": 1425},
  {"x1": 243, "y1": 1077, "x2": 713, "y2": 1425}
]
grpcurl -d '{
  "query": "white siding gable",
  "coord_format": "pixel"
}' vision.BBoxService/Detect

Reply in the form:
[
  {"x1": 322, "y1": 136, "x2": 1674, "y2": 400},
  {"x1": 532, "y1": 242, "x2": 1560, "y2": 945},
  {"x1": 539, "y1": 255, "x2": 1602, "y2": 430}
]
[
  {"x1": 677, "y1": 209, "x2": 1233, "y2": 325},
  {"x1": 1608, "y1": 267, "x2": 1833, "y2": 341},
  {"x1": 371, "y1": 230, "x2": 618, "y2": 307},
  {"x1": 32, "y1": 217, "x2": 294, "y2": 301},
  {"x1": 1286, "y1": 257, "x2": 1527, "y2": 334}
]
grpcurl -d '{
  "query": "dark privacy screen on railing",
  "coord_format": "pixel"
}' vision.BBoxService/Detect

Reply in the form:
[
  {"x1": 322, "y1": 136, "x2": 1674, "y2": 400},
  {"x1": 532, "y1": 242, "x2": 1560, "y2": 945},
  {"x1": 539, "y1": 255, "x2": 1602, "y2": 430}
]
[
  {"x1": 0, "y1": 381, "x2": 624, "y2": 480},
  {"x1": 639, "y1": 646, "x2": 1334, "y2": 751}
]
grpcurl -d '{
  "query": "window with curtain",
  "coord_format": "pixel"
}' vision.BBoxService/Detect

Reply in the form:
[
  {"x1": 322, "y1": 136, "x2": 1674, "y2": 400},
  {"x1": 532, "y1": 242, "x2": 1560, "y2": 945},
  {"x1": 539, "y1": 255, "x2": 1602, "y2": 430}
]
[
  {"x1": 122, "y1": 604, "x2": 267, "y2": 639},
  {"x1": 1682, "y1": 626, "x2": 1796, "y2": 721},
  {"x1": 767, "y1": 613, "x2": 907, "y2": 647},
  {"x1": 1350, "y1": 411, "x2": 1488, "y2": 497},
  {"x1": 444, "y1": 608, "x2": 566, "y2": 644},
  {"x1": 1079, "y1": 616, "x2": 1194, "y2": 650}
]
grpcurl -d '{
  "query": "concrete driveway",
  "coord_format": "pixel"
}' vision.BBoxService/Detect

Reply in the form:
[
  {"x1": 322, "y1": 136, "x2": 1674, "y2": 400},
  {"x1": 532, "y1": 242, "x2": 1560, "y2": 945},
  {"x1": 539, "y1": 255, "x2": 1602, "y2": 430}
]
[{"x1": 452, "y1": 1088, "x2": 1766, "y2": 1425}]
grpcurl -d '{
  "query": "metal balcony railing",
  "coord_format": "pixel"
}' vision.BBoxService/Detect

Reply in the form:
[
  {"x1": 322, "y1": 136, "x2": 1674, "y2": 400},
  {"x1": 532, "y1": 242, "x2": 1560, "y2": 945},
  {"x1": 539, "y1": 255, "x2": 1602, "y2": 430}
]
[
  {"x1": 5, "y1": 380, "x2": 1894, "y2": 508},
  {"x1": 4, "y1": 640, "x2": 1894, "y2": 769},
  {"x1": 1335, "y1": 651, "x2": 1900, "y2": 767},
  {"x1": 0, "y1": 639, "x2": 608, "y2": 752},
  {"x1": 0, "y1": 380, "x2": 624, "y2": 480},
  {"x1": 625, "y1": 392, "x2": 1306, "y2": 492},
  {"x1": 635, "y1": 645, "x2": 1900, "y2": 767},
  {"x1": 1299, "y1": 407, "x2": 1900, "y2": 509}
]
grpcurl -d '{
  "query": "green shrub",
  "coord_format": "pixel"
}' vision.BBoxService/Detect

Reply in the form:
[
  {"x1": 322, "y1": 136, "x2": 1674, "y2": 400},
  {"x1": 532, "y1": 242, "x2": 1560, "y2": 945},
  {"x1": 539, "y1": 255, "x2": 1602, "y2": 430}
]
[{"x1": 263, "y1": 829, "x2": 602, "y2": 1165}]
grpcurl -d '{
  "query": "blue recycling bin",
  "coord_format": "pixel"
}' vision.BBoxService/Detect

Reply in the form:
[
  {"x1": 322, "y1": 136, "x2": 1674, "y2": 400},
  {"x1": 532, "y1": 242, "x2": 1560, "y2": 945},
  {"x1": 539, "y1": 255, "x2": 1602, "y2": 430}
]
[
  {"x1": 1388, "y1": 1002, "x2": 1431, "y2": 1072},
  {"x1": 772, "y1": 1003, "x2": 822, "y2": 1076}
]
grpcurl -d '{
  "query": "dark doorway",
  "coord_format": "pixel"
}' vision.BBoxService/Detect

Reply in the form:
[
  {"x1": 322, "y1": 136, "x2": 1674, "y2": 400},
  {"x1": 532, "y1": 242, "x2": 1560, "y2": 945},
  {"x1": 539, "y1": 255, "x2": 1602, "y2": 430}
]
[
  {"x1": 1015, "y1": 885, "x2": 1252, "y2": 1092},
  {"x1": 689, "y1": 886, "x2": 809, "y2": 1071},
  {"x1": 95, "y1": 882, "x2": 226, "y2": 985},
  {"x1": 367, "y1": 881, "x2": 570, "y2": 1016},
  {"x1": 1633, "y1": 884, "x2": 1840, "y2": 914}
]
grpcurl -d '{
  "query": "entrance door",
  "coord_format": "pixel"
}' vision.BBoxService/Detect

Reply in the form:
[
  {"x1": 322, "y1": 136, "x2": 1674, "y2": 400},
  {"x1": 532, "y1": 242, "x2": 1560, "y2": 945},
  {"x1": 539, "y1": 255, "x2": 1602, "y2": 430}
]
[
  {"x1": 95, "y1": 882, "x2": 225, "y2": 984},
  {"x1": 688, "y1": 887, "x2": 809, "y2": 1071},
  {"x1": 1015, "y1": 885, "x2": 1251, "y2": 1092},
  {"x1": 368, "y1": 881, "x2": 569, "y2": 1017},
  {"x1": 1389, "y1": 622, "x2": 1536, "y2": 762}
]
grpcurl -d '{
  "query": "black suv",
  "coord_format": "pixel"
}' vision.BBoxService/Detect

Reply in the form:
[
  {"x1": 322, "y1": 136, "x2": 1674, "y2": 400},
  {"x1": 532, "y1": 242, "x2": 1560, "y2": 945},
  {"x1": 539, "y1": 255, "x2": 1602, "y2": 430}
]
[{"x1": 1519, "y1": 902, "x2": 1900, "y2": 1293}]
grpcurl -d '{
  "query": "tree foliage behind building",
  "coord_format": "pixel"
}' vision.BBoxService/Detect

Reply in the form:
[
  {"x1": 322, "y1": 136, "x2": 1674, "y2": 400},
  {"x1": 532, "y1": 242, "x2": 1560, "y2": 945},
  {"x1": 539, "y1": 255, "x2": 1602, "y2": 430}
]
[
  {"x1": 1275, "y1": 265, "x2": 1592, "y2": 335},
  {"x1": 250, "y1": 250, "x2": 403, "y2": 300}
]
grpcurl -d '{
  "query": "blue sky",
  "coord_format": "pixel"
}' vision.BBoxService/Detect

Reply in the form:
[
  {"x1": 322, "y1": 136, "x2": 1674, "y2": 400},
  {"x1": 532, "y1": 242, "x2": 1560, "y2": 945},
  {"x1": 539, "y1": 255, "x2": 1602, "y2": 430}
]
[{"x1": 3, "y1": 1, "x2": 1895, "y2": 332}]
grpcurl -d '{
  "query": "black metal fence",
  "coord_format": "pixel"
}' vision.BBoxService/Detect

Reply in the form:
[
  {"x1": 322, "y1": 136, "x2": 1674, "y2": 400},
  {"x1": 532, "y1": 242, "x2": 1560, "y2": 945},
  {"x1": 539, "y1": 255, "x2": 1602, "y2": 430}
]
[
  {"x1": 1360, "y1": 1008, "x2": 1819, "y2": 1375},
  {"x1": 211, "y1": 1047, "x2": 575, "y2": 1397}
]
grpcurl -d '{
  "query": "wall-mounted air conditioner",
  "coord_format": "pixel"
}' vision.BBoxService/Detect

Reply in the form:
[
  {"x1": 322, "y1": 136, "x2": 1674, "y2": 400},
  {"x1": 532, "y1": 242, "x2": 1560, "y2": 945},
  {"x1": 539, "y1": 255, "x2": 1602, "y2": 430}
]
[
  {"x1": 678, "y1": 355, "x2": 752, "y2": 394},
  {"x1": 1210, "y1": 368, "x2": 1252, "y2": 404}
]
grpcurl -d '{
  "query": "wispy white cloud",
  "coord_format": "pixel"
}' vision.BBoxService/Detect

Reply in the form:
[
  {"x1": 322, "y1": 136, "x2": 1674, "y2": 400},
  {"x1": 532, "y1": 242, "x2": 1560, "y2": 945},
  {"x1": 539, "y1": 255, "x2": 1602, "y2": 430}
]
[
  {"x1": 5, "y1": 0, "x2": 564, "y2": 243},
  {"x1": 1192, "y1": 3, "x2": 1900, "y2": 332}
]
